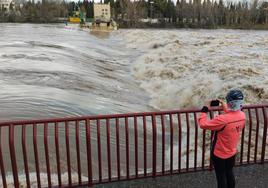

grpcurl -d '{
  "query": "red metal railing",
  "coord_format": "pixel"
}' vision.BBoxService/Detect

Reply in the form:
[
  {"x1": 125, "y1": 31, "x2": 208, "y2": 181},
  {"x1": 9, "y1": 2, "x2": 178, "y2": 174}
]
[{"x1": 0, "y1": 104, "x2": 267, "y2": 188}]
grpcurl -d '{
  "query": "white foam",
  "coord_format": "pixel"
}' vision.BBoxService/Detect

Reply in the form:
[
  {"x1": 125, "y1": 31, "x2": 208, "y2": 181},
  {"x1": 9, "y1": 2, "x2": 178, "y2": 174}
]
[{"x1": 118, "y1": 29, "x2": 268, "y2": 109}]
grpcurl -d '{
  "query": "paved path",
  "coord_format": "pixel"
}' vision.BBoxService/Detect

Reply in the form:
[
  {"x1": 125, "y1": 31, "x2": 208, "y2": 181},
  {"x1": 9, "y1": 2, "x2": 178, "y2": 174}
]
[{"x1": 93, "y1": 163, "x2": 268, "y2": 188}]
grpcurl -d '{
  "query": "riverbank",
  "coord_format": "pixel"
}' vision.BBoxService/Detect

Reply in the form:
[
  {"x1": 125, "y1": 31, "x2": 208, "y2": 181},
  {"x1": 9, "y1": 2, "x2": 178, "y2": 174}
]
[
  {"x1": 0, "y1": 17, "x2": 66, "y2": 23},
  {"x1": 117, "y1": 21, "x2": 268, "y2": 30},
  {"x1": 1, "y1": 19, "x2": 268, "y2": 30}
]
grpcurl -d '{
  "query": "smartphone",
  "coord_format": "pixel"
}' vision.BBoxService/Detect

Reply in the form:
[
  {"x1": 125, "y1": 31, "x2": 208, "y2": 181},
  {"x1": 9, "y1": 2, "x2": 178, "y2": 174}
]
[{"x1": 210, "y1": 100, "x2": 220, "y2": 106}]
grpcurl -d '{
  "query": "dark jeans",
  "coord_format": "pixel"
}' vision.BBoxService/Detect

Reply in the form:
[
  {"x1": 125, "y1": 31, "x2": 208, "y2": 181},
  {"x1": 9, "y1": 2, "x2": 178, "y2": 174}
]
[{"x1": 211, "y1": 153, "x2": 236, "y2": 188}]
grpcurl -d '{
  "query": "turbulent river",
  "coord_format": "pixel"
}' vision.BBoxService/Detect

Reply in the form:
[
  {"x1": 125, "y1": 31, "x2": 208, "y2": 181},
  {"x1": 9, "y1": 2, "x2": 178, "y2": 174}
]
[
  {"x1": 1, "y1": 24, "x2": 268, "y2": 120},
  {"x1": 0, "y1": 24, "x2": 268, "y2": 187},
  {"x1": 0, "y1": 24, "x2": 152, "y2": 121}
]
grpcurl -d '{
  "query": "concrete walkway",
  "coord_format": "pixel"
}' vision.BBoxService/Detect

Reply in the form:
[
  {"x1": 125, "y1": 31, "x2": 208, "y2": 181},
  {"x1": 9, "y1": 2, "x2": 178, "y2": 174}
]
[{"x1": 94, "y1": 163, "x2": 268, "y2": 188}]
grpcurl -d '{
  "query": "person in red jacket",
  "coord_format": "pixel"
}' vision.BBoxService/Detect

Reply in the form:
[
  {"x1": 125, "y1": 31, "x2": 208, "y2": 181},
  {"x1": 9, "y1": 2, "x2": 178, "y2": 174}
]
[{"x1": 198, "y1": 89, "x2": 246, "y2": 188}]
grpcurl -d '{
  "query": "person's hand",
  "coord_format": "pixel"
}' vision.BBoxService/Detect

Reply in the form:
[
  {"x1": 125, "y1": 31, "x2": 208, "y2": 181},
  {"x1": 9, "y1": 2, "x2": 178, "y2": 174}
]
[
  {"x1": 216, "y1": 99, "x2": 222, "y2": 105},
  {"x1": 201, "y1": 100, "x2": 211, "y2": 113},
  {"x1": 204, "y1": 100, "x2": 211, "y2": 108},
  {"x1": 217, "y1": 99, "x2": 225, "y2": 106},
  {"x1": 217, "y1": 98, "x2": 228, "y2": 112}
]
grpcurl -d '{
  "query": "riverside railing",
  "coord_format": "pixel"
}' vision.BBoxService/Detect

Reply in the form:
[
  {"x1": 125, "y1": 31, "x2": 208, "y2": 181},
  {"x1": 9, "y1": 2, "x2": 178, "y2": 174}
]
[{"x1": 0, "y1": 104, "x2": 267, "y2": 188}]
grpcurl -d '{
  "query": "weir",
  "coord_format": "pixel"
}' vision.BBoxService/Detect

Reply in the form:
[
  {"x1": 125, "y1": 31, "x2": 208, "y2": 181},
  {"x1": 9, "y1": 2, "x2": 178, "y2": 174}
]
[{"x1": 0, "y1": 104, "x2": 267, "y2": 187}]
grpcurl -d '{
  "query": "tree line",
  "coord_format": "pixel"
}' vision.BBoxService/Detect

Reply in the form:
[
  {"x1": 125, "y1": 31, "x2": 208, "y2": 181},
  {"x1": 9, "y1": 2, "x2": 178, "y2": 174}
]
[
  {"x1": 0, "y1": 1, "x2": 68, "y2": 23},
  {"x1": 0, "y1": 0, "x2": 268, "y2": 29},
  {"x1": 113, "y1": 0, "x2": 268, "y2": 28}
]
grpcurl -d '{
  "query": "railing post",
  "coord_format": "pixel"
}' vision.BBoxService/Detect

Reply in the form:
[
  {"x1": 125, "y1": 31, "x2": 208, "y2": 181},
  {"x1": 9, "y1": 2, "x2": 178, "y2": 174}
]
[
  {"x1": 22, "y1": 125, "x2": 30, "y2": 188},
  {"x1": 106, "y1": 119, "x2": 112, "y2": 181},
  {"x1": 134, "y1": 116, "x2": 138, "y2": 178},
  {"x1": 193, "y1": 113, "x2": 198, "y2": 171},
  {"x1": 44, "y1": 123, "x2": 51, "y2": 187},
  {"x1": 65, "y1": 121, "x2": 72, "y2": 186},
  {"x1": 55, "y1": 122, "x2": 62, "y2": 187},
  {"x1": 202, "y1": 129, "x2": 206, "y2": 169},
  {"x1": 261, "y1": 107, "x2": 267, "y2": 163},
  {"x1": 186, "y1": 113, "x2": 190, "y2": 171},
  {"x1": 254, "y1": 108, "x2": 260, "y2": 163},
  {"x1": 9, "y1": 124, "x2": 19, "y2": 188},
  {"x1": 160, "y1": 114, "x2": 165, "y2": 174},
  {"x1": 152, "y1": 115, "x2": 157, "y2": 177},
  {"x1": 86, "y1": 119, "x2": 93, "y2": 187},
  {"x1": 209, "y1": 111, "x2": 214, "y2": 170},
  {"x1": 125, "y1": 117, "x2": 130, "y2": 179},
  {"x1": 0, "y1": 127, "x2": 7, "y2": 188},
  {"x1": 177, "y1": 113, "x2": 182, "y2": 172},
  {"x1": 169, "y1": 113, "x2": 173, "y2": 174},
  {"x1": 143, "y1": 116, "x2": 147, "y2": 176},
  {"x1": 240, "y1": 123, "x2": 245, "y2": 165},
  {"x1": 75, "y1": 120, "x2": 82, "y2": 185},
  {"x1": 247, "y1": 109, "x2": 253, "y2": 163},
  {"x1": 116, "y1": 118, "x2": 121, "y2": 180},
  {"x1": 33, "y1": 123, "x2": 41, "y2": 188},
  {"x1": 97, "y1": 119, "x2": 102, "y2": 182}
]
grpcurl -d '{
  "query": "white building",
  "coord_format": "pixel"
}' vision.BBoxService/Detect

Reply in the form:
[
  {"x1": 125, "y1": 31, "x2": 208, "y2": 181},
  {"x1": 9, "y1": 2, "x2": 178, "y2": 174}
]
[
  {"x1": 94, "y1": 3, "x2": 111, "y2": 22},
  {"x1": 0, "y1": 0, "x2": 13, "y2": 11}
]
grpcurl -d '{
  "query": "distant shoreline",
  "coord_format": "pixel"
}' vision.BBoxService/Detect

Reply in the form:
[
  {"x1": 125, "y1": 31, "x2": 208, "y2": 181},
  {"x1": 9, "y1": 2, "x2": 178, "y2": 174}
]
[
  {"x1": 1, "y1": 22, "x2": 268, "y2": 30},
  {"x1": 118, "y1": 22, "x2": 268, "y2": 30}
]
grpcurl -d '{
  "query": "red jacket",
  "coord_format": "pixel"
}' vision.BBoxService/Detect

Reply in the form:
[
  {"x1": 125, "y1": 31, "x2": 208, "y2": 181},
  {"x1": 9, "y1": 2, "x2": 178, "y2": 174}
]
[{"x1": 198, "y1": 110, "x2": 246, "y2": 159}]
